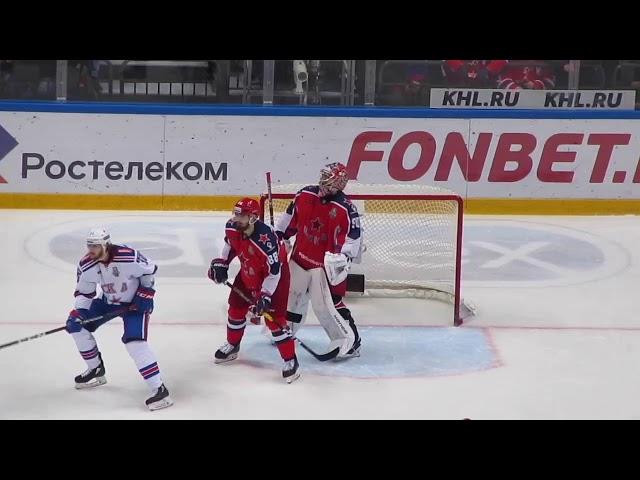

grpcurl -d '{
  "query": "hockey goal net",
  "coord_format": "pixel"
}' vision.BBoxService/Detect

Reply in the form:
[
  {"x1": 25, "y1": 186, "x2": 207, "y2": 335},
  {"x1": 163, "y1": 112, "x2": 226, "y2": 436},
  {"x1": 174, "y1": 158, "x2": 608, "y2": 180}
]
[{"x1": 260, "y1": 183, "x2": 470, "y2": 326}]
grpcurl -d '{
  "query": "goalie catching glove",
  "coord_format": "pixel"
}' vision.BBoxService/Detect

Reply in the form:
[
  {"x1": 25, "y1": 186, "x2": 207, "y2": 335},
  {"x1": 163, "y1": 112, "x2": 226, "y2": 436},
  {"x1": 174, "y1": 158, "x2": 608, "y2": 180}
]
[{"x1": 324, "y1": 252, "x2": 351, "y2": 286}]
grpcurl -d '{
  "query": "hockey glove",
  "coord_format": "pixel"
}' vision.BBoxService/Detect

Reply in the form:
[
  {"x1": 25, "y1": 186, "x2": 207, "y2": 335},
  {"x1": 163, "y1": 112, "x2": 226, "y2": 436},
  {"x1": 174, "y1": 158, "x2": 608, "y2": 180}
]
[
  {"x1": 133, "y1": 287, "x2": 155, "y2": 314},
  {"x1": 253, "y1": 292, "x2": 272, "y2": 317},
  {"x1": 275, "y1": 231, "x2": 293, "y2": 254},
  {"x1": 208, "y1": 258, "x2": 229, "y2": 284},
  {"x1": 66, "y1": 308, "x2": 89, "y2": 333}
]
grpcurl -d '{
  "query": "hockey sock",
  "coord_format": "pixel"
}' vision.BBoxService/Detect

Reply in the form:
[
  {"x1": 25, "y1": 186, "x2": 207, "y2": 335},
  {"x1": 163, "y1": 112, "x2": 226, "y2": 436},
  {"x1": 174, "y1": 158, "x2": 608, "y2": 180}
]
[
  {"x1": 226, "y1": 317, "x2": 247, "y2": 346},
  {"x1": 71, "y1": 329, "x2": 101, "y2": 369},
  {"x1": 125, "y1": 341, "x2": 163, "y2": 391}
]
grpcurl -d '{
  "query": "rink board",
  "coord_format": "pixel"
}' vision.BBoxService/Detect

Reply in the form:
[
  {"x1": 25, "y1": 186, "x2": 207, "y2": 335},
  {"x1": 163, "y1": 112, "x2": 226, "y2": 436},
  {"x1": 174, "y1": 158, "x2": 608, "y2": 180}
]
[{"x1": 1, "y1": 103, "x2": 640, "y2": 213}]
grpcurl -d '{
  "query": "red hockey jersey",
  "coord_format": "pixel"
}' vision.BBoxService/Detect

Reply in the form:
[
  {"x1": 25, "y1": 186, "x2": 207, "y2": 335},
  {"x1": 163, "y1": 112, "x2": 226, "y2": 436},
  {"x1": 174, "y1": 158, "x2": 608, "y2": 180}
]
[
  {"x1": 275, "y1": 186, "x2": 362, "y2": 270},
  {"x1": 219, "y1": 220, "x2": 286, "y2": 296}
]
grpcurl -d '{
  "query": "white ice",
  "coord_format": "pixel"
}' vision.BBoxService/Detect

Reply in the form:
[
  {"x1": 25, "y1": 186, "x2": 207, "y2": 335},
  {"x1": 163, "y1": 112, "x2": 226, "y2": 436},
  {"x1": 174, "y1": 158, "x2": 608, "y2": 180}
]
[{"x1": 0, "y1": 209, "x2": 638, "y2": 419}]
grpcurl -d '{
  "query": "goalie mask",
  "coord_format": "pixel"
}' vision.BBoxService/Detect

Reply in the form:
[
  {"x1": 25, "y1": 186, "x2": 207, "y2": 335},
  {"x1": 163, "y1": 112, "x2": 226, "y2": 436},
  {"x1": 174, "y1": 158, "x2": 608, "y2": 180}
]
[
  {"x1": 231, "y1": 197, "x2": 260, "y2": 232},
  {"x1": 319, "y1": 162, "x2": 349, "y2": 197}
]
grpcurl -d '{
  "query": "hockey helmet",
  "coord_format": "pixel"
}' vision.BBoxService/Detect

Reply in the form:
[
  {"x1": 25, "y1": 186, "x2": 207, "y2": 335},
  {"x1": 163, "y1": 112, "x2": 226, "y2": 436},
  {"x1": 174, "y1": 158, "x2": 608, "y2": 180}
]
[{"x1": 86, "y1": 227, "x2": 111, "y2": 247}]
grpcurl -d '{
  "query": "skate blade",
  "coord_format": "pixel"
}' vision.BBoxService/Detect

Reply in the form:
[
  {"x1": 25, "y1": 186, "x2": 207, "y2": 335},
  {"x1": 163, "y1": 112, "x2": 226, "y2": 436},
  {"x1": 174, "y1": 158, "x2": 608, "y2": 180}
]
[
  {"x1": 284, "y1": 372, "x2": 301, "y2": 384},
  {"x1": 75, "y1": 376, "x2": 107, "y2": 389},
  {"x1": 334, "y1": 349, "x2": 361, "y2": 362},
  {"x1": 147, "y1": 397, "x2": 174, "y2": 411},
  {"x1": 214, "y1": 353, "x2": 238, "y2": 364}
]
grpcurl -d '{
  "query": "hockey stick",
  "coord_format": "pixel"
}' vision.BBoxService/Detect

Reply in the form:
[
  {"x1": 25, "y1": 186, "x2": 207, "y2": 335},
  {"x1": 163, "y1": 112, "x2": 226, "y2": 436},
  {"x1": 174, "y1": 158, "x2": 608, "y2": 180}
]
[
  {"x1": 0, "y1": 307, "x2": 131, "y2": 351},
  {"x1": 265, "y1": 170, "x2": 293, "y2": 260},
  {"x1": 265, "y1": 171, "x2": 275, "y2": 227},
  {"x1": 252, "y1": 171, "x2": 276, "y2": 327},
  {"x1": 224, "y1": 281, "x2": 339, "y2": 361}
]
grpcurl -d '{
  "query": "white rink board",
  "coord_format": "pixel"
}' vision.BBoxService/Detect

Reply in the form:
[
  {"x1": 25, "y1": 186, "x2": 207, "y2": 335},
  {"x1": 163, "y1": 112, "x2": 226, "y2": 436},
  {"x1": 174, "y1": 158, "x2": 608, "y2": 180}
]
[
  {"x1": 0, "y1": 112, "x2": 164, "y2": 195},
  {"x1": 466, "y1": 119, "x2": 640, "y2": 199},
  {"x1": 162, "y1": 115, "x2": 469, "y2": 196},
  {"x1": 1, "y1": 111, "x2": 640, "y2": 198}
]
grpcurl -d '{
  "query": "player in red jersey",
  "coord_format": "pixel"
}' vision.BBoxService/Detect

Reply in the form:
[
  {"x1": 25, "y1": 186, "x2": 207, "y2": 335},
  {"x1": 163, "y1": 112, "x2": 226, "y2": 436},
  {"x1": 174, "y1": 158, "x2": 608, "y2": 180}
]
[
  {"x1": 208, "y1": 198, "x2": 300, "y2": 383},
  {"x1": 275, "y1": 162, "x2": 362, "y2": 360}
]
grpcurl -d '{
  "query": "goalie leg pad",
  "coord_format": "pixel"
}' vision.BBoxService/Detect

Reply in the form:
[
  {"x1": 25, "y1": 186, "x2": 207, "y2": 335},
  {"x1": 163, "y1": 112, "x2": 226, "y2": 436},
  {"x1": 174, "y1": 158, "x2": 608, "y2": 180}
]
[
  {"x1": 308, "y1": 268, "x2": 355, "y2": 356},
  {"x1": 336, "y1": 306, "x2": 361, "y2": 359},
  {"x1": 337, "y1": 307, "x2": 360, "y2": 346},
  {"x1": 286, "y1": 260, "x2": 312, "y2": 335}
]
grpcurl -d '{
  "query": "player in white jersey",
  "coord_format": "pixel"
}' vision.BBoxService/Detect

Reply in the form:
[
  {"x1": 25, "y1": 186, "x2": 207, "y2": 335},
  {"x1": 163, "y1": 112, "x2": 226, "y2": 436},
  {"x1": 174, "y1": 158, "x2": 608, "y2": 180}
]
[{"x1": 65, "y1": 228, "x2": 173, "y2": 411}]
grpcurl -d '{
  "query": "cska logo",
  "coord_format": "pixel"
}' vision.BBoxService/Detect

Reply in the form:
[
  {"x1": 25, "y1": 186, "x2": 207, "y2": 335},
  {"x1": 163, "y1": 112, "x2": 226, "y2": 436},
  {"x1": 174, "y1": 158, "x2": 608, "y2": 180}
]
[{"x1": 329, "y1": 208, "x2": 337, "y2": 219}]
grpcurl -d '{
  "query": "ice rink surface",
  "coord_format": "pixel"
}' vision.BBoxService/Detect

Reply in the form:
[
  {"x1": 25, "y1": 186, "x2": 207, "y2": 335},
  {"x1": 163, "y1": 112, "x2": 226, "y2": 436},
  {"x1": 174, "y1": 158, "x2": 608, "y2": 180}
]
[{"x1": 0, "y1": 209, "x2": 638, "y2": 419}]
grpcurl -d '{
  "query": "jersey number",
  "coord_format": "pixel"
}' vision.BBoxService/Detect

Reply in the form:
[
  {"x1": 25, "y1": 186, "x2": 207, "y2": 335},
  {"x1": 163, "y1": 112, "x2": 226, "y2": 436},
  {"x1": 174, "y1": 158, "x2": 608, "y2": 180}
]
[{"x1": 267, "y1": 252, "x2": 279, "y2": 265}]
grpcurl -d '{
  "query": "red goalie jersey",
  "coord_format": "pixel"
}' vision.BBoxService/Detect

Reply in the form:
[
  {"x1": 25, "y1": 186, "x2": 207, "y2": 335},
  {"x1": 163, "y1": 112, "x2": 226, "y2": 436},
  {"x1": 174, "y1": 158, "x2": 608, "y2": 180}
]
[{"x1": 275, "y1": 185, "x2": 362, "y2": 271}]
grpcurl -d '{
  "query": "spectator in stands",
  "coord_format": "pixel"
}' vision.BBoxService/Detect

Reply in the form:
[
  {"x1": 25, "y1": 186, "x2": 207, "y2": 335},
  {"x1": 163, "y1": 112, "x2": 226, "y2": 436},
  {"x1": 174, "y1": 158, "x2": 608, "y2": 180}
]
[
  {"x1": 442, "y1": 60, "x2": 508, "y2": 88},
  {"x1": 69, "y1": 60, "x2": 102, "y2": 99},
  {"x1": 497, "y1": 60, "x2": 555, "y2": 90},
  {"x1": 389, "y1": 63, "x2": 428, "y2": 106}
]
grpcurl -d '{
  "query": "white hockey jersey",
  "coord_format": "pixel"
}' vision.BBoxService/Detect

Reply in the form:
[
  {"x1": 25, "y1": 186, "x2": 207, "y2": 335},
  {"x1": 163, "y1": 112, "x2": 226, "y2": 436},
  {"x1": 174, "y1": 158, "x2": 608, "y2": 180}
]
[{"x1": 74, "y1": 244, "x2": 157, "y2": 310}]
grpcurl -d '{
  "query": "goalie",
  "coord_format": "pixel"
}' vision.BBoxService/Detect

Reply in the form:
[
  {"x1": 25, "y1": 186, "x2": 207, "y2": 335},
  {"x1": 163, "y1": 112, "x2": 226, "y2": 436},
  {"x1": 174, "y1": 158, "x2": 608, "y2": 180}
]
[{"x1": 275, "y1": 162, "x2": 362, "y2": 360}]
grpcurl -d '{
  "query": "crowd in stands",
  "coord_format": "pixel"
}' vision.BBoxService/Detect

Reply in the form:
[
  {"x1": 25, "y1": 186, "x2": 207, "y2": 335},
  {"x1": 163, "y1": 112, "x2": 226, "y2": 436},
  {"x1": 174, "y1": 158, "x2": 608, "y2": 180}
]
[
  {"x1": 376, "y1": 60, "x2": 636, "y2": 106},
  {"x1": 2, "y1": 60, "x2": 640, "y2": 108}
]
